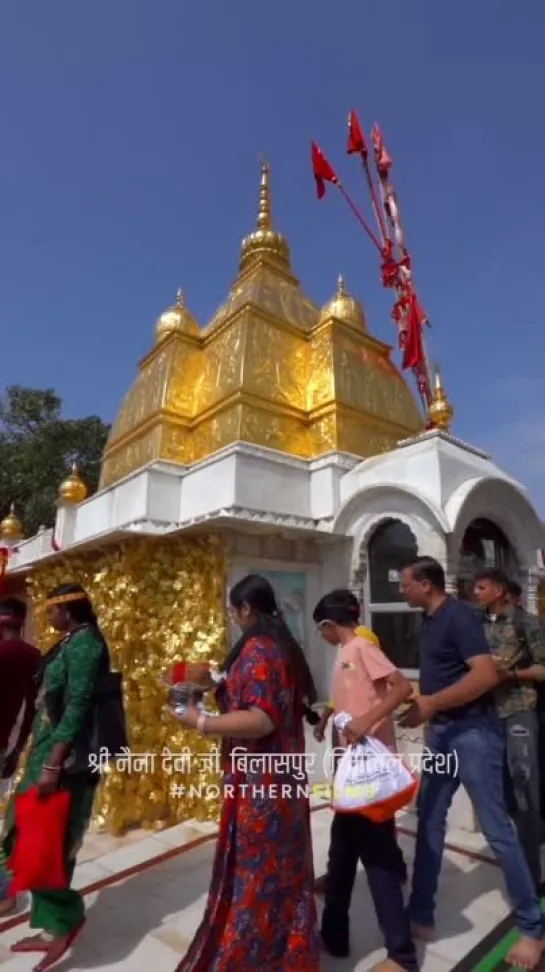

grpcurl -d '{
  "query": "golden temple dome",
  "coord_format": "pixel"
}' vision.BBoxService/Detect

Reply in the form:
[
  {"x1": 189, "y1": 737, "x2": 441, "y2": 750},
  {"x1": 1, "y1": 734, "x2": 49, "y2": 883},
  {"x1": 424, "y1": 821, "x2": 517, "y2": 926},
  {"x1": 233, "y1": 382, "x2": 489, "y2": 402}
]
[
  {"x1": 100, "y1": 160, "x2": 423, "y2": 489},
  {"x1": 58, "y1": 463, "x2": 88, "y2": 505},
  {"x1": 239, "y1": 162, "x2": 291, "y2": 274},
  {"x1": 320, "y1": 275, "x2": 367, "y2": 330},
  {"x1": 428, "y1": 369, "x2": 453, "y2": 431},
  {"x1": 0, "y1": 503, "x2": 23, "y2": 542},
  {"x1": 155, "y1": 290, "x2": 200, "y2": 344}
]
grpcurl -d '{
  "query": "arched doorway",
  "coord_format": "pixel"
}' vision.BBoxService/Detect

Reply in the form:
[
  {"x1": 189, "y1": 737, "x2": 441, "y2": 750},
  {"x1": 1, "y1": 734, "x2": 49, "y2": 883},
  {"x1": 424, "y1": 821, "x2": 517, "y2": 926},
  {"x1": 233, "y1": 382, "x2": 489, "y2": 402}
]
[
  {"x1": 457, "y1": 518, "x2": 519, "y2": 601},
  {"x1": 365, "y1": 519, "x2": 421, "y2": 672}
]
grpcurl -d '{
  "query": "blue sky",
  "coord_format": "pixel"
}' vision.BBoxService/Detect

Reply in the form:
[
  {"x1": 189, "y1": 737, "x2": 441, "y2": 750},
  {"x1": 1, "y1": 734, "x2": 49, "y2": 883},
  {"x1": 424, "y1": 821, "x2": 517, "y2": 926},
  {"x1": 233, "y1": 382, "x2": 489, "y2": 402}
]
[{"x1": 1, "y1": 0, "x2": 544, "y2": 512}]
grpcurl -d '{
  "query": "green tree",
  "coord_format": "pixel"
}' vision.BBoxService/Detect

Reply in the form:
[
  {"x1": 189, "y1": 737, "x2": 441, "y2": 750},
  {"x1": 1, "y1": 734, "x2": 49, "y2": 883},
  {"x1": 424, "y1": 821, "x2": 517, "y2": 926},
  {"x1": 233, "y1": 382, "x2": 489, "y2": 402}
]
[{"x1": 0, "y1": 386, "x2": 110, "y2": 537}]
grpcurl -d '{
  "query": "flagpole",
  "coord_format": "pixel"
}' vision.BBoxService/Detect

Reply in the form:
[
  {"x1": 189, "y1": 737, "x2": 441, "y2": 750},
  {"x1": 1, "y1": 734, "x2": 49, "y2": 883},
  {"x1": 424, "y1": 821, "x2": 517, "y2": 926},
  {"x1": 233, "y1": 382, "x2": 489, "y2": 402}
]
[
  {"x1": 336, "y1": 184, "x2": 382, "y2": 251},
  {"x1": 359, "y1": 157, "x2": 388, "y2": 246}
]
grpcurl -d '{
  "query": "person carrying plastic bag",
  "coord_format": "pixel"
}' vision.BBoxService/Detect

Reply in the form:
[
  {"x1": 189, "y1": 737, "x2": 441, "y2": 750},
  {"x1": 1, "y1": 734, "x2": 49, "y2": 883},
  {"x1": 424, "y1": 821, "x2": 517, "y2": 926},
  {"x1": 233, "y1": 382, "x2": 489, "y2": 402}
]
[
  {"x1": 313, "y1": 589, "x2": 419, "y2": 972},
  {"x1": 332, "y1": 711, "x2": 418, "y2": 822}
]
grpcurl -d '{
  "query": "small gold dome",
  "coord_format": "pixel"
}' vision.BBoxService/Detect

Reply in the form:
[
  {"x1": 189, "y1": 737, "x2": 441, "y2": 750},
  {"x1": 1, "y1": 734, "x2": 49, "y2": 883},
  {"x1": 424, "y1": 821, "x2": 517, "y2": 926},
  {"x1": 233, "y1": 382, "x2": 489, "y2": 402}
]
[
  {"x1": 239, "y1": 163, "x2": 291, "y2": 273},
  {"x1": 320, "y1": 275, "x2": 367, "y2": 330},
  {"x1": 59, "y1": 463, "x2": 88, "y2": 505},
  {"x1": 0, "y1": 503, "x2": 23, "y2": 542},
  {"x1": 155, "y1": 290, "x2": 200, "y2": 344},
  {"x1": 428, "y1": 370, "x2": 453, "y2": 431}
]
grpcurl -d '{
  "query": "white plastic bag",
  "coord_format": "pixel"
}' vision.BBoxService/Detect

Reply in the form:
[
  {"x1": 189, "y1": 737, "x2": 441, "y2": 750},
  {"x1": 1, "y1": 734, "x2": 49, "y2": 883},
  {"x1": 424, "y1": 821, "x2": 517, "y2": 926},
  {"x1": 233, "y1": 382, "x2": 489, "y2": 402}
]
[{"x1": 332, "y1": 711, "x2": 417, "y2": 821}]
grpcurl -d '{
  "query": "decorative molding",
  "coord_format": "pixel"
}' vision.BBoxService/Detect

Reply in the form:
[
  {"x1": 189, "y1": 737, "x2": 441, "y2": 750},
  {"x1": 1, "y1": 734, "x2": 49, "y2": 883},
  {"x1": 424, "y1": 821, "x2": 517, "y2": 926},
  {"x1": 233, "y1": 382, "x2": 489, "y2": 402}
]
[
  {"x1": 173, "y1": 505, "x2": 320, "y2": 532},
  {"x1": 308, "y1": 451, "x2": 361, "y2": 472},
  {"x1": 349, "y1": 540, "x2": 368, "y2": 605},
  {"x1": 190, "y1": 441, "x2": 311, "y2": 473},
  {"x1": 397, "y1": 428, "x2": 490, "y2": 460}
]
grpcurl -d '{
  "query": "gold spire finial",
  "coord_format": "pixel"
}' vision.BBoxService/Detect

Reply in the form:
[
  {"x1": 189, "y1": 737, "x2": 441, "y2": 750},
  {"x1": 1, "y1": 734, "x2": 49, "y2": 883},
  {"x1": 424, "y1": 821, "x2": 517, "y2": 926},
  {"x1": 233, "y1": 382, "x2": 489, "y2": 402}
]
[
  {"x1": 154, "y1": 289, "x2": 200, "y2": 343},
  {"x1": 58, "y1": 462, "x2": 88, "y2": 506},
  {"x1": 0, "y1": 502, "x2": 23, "y2": 542},
  {"x1": 319, "y1": 274, "x2": 367, "y2": 330},
  {"x1": 428, "y1": 366, "x2": 454, "y2": 432},
  {"x1": 256, "y1": 160, "x2": 272, "y2": 231},
  {"x1": 239, "y1": 160, "x2": 291, "y2": 273}
]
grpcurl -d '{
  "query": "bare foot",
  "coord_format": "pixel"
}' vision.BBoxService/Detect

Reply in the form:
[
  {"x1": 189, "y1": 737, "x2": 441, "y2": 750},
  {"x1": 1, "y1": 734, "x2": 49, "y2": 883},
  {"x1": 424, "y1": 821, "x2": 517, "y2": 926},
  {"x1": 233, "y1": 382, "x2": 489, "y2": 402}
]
[
  {"x1": 11, "y1": 934, "x2": 51, "y2": 953},
  {"x1": 410, "y1": 922, "x2": 436, "y2": 942},
  {"x1": 506, "y1": 936, "x2": 544, "y2": 969},
  {"x1": 32, "y1": 920, "x2": 85, "y2": 971},
  {"x1": 0, "y1": 897, "x2": 15, "y2": 917}
]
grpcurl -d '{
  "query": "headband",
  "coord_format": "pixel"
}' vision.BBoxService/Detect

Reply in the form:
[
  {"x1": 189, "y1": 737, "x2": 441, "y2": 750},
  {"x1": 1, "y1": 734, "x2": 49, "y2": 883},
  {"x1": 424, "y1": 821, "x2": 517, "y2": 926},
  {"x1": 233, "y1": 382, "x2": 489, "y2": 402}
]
[{"x1": 46, "y1": 592, "x2": 89, "y2": 607}]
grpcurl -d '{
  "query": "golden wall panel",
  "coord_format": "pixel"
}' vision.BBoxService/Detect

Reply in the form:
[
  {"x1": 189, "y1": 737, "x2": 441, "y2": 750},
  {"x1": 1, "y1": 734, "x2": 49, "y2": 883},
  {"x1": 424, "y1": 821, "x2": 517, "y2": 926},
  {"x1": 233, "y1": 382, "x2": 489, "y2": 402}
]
[
  {"x1": 336, "y1": 409, "x2": 399, "y2": 457},
  {"x1": 242, "y1": 318, "x2": 308, "y2": 411},
  {"x1": 196, "y1": 321, "x2": 246, "y2": 412},
  {"x1": 109, "y1": 349, "x2": 171, "y2": 443},
  {"x1": 100, "y1": 427, "x2": 162, "y2": 488},
  {"x1": 28, "y1": 536, "x2": 227, "y2": 834},
  {"x1": 332, "y1": 329, "x2": 421, "y2": 431},
  {"x1": 307, "y1": 325, "x2": 335, "y2": 408},
  {"x1": 239, "y1": 403, "x2": 309, "y2": 457},
  {"x1": 163, "y1": 341, "x2": 204, "y2": 418},
  {"x1": 187, "y1": 406, "x2": 244, "y2": 464},
  {"x1": 309, "y1": 412, "x2": 338, "y2": 454}
]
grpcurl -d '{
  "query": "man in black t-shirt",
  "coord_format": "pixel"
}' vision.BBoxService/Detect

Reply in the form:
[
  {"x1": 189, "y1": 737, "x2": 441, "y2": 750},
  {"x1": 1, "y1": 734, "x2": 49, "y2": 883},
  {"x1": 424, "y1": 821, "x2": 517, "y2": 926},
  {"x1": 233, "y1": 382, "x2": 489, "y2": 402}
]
[{"x1": 399, "y1": 556, "x2": 545, "y2": 971}]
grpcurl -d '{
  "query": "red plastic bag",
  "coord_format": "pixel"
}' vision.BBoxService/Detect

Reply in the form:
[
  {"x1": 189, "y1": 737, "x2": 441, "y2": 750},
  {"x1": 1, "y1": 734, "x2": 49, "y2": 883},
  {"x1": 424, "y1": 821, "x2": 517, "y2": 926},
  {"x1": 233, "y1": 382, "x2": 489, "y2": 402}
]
[{"x1": 8, "y1": 786, "x2": 71, "y2": 893}]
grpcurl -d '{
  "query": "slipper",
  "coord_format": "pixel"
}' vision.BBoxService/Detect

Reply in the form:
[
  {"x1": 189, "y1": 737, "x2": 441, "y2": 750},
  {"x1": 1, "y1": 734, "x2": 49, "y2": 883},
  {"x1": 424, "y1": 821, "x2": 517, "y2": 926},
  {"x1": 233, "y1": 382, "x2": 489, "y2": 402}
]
[
  {"x1": 32, "y1": 919, "x2": 86, "y2": 971},
  {"x1": 11, "y1": 934, "x2": 51, "y2": 953}
]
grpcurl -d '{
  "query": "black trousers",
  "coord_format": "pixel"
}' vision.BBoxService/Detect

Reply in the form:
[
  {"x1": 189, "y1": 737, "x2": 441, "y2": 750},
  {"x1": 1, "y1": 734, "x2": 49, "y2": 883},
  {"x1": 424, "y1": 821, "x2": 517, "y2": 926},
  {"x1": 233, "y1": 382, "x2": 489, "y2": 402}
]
[{"x1": 321, "y1": 812, "x2": 418, "y2": 972}]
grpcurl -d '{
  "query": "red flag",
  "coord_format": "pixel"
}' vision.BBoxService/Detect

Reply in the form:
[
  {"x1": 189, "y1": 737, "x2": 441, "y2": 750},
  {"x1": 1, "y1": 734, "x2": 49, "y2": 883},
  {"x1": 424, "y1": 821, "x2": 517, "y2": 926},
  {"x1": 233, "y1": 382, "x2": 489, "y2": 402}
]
[
  {"x1": 347, "y1": 110, "x2": 367, "y2": 156},
  {"x1": 402, "y1": 290, "x2": 426, "y2": 370},
  {"x1": 311, "y1": 142, "x2": 338, "y2": 199},
  {"x1": 371, "y1": 124, "x2": 393, "y2": 175}
]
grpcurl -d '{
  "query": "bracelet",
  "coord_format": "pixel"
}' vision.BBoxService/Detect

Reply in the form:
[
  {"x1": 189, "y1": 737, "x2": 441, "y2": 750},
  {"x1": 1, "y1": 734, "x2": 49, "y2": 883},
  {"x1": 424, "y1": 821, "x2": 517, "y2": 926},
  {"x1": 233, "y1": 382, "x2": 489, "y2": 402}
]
[
  {"x1": 43, "y1": 764, "x2": 60, "y2": 773},
  {"x1": 197, "y1": 712, "x2": 207, "y2": 734}
]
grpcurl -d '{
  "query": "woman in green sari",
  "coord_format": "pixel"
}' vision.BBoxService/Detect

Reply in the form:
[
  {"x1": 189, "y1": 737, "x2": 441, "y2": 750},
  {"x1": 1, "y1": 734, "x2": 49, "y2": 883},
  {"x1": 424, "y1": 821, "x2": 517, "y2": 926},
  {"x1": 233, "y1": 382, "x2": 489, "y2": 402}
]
[{"x1": 2, "y1": 583, "x2": 106, "y2": 971}]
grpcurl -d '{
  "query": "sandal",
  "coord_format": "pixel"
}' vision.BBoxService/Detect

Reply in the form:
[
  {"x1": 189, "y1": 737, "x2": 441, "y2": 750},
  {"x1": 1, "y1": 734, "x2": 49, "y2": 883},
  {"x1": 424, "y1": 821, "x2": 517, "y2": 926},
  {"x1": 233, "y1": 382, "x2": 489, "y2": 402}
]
[{"x1": 32, "y1": 919, "x2": 86, "y2": 971}]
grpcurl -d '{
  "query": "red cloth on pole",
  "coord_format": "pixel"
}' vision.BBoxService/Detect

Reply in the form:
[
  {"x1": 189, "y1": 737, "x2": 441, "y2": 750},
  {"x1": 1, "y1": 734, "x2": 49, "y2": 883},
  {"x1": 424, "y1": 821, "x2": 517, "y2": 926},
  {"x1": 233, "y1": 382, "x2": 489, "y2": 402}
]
[
  {"x1": 402, "y1": 290, "x2": 426, "y2": 371},
  {"x1": 311, "y1": 142, "x2": 338, "y2": 199},
  {"x1": 9, "y1": 787, "x2": 71, "y2": 893},
  {"x1": 371, "y1": 124, "x2": 393, "y2": 176},
  {"x1": 347, "y1": 110, "x2": 367, "y2": 156}
]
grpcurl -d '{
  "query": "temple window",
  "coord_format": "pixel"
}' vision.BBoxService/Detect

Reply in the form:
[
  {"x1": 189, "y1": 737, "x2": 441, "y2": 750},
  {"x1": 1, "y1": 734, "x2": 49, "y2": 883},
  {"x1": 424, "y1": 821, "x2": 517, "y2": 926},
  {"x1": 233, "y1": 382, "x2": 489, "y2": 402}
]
[
  {"x1": 457, "y1": 518, "x2": 519, "y2": 601},
  {"x1": 365, "y1": 519, "x2": 421, "y2": 672}
]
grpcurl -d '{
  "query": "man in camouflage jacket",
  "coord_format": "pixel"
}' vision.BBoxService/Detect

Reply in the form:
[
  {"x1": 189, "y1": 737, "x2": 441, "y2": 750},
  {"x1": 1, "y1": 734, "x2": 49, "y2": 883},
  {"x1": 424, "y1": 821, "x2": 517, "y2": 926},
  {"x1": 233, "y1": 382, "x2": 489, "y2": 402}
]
[{"x1": 474, "y1": 568, "x2": 545, "y2": 890}]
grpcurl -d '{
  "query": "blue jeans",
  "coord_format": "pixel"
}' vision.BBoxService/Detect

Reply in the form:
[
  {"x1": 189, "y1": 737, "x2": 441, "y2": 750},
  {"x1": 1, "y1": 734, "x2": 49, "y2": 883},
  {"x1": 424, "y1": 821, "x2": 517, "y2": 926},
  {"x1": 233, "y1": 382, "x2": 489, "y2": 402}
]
[{"x1": 410, "y1": 713, "x2": 544, "y2": 939}]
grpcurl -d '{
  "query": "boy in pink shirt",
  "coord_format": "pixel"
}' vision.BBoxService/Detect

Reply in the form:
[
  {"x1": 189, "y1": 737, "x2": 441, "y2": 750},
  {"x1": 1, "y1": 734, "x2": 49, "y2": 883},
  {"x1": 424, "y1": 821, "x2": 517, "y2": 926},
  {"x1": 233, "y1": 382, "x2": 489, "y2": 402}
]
[{"x1": 314, "y1": 590, "x2": 418, "y2": 972}]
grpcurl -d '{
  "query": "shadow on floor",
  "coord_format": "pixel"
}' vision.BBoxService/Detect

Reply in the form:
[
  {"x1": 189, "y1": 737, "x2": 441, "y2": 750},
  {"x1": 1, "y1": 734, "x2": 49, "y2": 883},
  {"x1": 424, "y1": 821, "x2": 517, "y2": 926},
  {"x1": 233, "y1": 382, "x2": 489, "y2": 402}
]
[{"x1": 53, "y1": 845, "x2": 215, "y2": 969}]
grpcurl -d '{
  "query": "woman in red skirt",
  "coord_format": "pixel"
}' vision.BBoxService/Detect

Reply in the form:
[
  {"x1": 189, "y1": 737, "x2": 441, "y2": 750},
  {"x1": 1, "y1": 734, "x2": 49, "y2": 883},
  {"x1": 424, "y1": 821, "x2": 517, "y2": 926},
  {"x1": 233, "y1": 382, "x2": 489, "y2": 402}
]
[{"x1": 172, "y1": 574, "x2": 320, "y2": 971}]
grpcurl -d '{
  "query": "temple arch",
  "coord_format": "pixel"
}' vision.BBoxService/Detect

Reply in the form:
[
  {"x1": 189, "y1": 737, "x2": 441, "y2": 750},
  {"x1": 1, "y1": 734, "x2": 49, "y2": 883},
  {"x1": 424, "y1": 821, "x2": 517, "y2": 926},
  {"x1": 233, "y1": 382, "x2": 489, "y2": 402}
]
[{"x1": 447, "y1": 476, "x2": 545, "y2": 604}]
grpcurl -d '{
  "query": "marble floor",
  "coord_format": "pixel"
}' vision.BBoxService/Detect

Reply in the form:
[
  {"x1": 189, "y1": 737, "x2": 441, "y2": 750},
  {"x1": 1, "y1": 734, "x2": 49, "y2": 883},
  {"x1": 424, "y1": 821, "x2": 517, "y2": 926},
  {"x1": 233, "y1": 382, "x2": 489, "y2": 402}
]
[{"x1": 0, "y1": 801, "x2": 516, "y2": 971}]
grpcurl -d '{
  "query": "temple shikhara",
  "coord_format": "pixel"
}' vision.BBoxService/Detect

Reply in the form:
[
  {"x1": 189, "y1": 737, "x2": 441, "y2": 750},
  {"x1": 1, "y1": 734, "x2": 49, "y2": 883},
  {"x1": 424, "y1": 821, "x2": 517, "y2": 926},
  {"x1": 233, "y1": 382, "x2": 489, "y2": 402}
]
[{"x1": 2, "y1": 160, "x2": 544, "y2": 835}]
